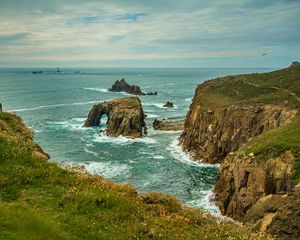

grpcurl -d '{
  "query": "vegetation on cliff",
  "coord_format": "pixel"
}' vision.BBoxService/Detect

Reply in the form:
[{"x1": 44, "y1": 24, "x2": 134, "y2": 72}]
[{"x1": 0, "y1": 111, "x2": 269, "y2": 239}]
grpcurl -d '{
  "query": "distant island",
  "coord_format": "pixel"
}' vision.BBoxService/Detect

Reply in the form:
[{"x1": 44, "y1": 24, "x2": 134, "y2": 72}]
[{"x1": 109, "y1": 78, "x2": 157, "y2": 96}]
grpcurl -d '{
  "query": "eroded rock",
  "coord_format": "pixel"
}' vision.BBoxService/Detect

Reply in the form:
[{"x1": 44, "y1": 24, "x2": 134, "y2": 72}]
[
  {"x1": 83, "y1": 97, "x2": 147, "y2": 138},
  {"x1": 179, "y1": 104, "x2": 297, "y2": 163},
  {"x1": 153, "y1": 119, "x2": 184, "y2": 131},
  {"x1": 214, "y1": 151, "x2": 299, "y2": 238}
]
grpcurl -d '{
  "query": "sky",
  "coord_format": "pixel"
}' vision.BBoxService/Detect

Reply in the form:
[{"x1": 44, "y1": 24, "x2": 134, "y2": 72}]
[{"x1": 0, "y1": 0, "x2": 299, "y2": 68}]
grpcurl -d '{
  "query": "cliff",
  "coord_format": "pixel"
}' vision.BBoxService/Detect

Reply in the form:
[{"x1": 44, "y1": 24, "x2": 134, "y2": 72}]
[
  {"x1": 180, "y1": 104, "x2": 296, "y2": 163},
  {"x1": 83, "y1": 97, "x2": 147, "y2": 138},
  {"x1": 0, "y1": 110, "x2": 269, "y2": 239},
  {"x1": 180, "y1": 62, "x2": 300, "y2": 238}
]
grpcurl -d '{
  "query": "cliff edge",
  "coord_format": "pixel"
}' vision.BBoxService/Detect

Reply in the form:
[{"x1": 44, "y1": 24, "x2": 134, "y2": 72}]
[{"x1": 180, "y1": 62, "x2": 300, "y2": 239}]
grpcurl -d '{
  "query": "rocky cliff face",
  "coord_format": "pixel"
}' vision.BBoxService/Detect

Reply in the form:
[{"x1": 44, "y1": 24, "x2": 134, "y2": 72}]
[
  {"x1": 179, "y1": 103, "x2": 297, "y2": 163},
  {"x1": 83, "y1": 97, "x2": 146, "y2": 138},
  {"x1": 214, "y1": 151, "x2": 299, "y2": 239}
]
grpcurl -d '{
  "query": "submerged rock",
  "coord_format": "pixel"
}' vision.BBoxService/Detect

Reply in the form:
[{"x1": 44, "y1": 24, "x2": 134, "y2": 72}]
[
  {"x1": 163, "y1": 101, "x2": 174, "y2": 108},
  {"x1": 83, "y1": 97, "x2": 147, "y2": 138},
  {"x1": 153, "y1": 119, "x2": 184, "y2": 131}
]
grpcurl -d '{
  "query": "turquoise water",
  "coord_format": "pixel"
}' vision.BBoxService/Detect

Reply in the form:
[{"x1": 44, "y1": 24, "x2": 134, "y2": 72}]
[{"x1": 0, "y1": 67, "x2": 271, "y2": 214}]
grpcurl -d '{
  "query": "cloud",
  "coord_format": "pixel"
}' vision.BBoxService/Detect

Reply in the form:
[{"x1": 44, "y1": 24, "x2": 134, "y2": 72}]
[{"x1": 0, "y1": 0, "x2": 299, "y2": 67}]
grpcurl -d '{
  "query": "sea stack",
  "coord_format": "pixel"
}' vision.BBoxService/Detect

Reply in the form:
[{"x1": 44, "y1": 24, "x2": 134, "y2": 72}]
[
  {"x1": 83, "y1": 97, "x2": 147, "y2": 138},
  {"x1": 108, "y1": 79, "x2": 145, "y2": 95}
]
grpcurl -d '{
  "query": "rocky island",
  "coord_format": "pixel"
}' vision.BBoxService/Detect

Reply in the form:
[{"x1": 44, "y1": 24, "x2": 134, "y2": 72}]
[
  {"x1": 109, "y1": 78, "x2": 157, "y2": 96},
  {"x1": 180, "y1": 62, "x2": 300, "y2": 239},
  {"x1": 83, "y1": 97, "x2": 147, "y2": 138}
]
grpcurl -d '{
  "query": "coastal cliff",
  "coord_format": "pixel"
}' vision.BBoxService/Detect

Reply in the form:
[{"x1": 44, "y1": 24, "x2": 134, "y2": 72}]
[
  {"x1": 180, "y1": 103, "x2": 296, "y2": 163},
  {"x1": 83, "y1": 97, "x2": 147, "y2": 138},
  {"x1": 180, "y1": 62, "x2": 300, "y2": 239}
]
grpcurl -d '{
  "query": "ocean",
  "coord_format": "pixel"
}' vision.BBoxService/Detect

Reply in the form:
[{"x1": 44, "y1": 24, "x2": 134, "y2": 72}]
[{"x1": 0, "y1": 67, "x2": 272, "y2": 215}]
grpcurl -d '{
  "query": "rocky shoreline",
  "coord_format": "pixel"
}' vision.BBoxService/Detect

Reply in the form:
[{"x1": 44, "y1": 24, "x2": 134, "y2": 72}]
[
  {"x1": 179, "y1": 62, "x2": 300, "y2": 239},
  {"x1": 152, "y1": 119, "x2": 184, "y2": 131}
]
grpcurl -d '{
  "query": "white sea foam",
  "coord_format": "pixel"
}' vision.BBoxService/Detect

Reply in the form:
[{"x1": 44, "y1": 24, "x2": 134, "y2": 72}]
[
  {"x1": 93, "y1": 133, "x2": 157, "y2": 145},
  {"x1": 84, "y1": 146, "x2": 99, "y2": 157},
  {"x1": 185, "y1": 97, "x2": 192, "y2": 102},
  {"x1": 83, "y1": 161, "x2": 131, "y2": 179},
  {"x1": 186, "y1": 190, "x2": 221, "y2": 216},
  {"x1": 145, "y1": 113, "x2": 160, "y2": 119},
  {"x1": 153, "y1": 155, "x2": 165, "y2": 160},
  {"x1": 142, "y1": 103, "x2": 164, "y2": 108},
  {"x1": 9, "y1": 101, "x2": 99, "y2": 112},
  {"x1": 167, "y1": 137, "x2": 220, "y2": 168},
  {"x1": 83, "y1": 87, "x2": 108, "y2": 93}
]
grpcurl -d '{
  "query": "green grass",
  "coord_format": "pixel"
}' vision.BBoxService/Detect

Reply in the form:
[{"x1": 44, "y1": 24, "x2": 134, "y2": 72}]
[
  {"x1": 0, "y1": 111, "x2": 270, "y2": 239},
  {"x1": 196, "y1": 62, "x2": 300, "y2": 109},
  {"x1": 243, "y1": 115, "x2": 300, "y2": 184},
  {"x1": 193, "y1": 62, "x2": 300, "y2": 184}
]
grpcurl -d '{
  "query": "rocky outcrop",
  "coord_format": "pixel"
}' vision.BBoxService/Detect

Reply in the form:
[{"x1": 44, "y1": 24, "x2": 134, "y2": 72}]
[
  {"x1": 0, "y1": 103, "x2": 2, "y2": 112},
  {"x1": 153, "y1": 119, "x2": 184, "y2": 131},
  {"x1": 83, "y1": 97, "x2": 147, "y2": 138},
  {"x1": 109, "y1": 79, "x2": 145, "y2": 95},
  {"x1": 108, "y1": 79, "x2": 157, "y2": 96},
  {"x1": 163, "y1": 101, "x2": 174, "y2": 108},
  {"x1": 214, "y1": 151, "x2": 299, "y2": 239},
  {"x1": 179, "y1": 103, "x2": 297, "y2": 163}
]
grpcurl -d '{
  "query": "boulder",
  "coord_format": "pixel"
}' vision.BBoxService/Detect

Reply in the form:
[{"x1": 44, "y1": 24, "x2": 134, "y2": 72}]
[
  {"x1": 163, "y1": 101, "x2": 174, "y2": 108},
  {"x1": 153, "y1": 119, "x2": 184, "y2": 131},
  {"x1": 83, "y1": 97, "x2": 147, "y2": 138}
]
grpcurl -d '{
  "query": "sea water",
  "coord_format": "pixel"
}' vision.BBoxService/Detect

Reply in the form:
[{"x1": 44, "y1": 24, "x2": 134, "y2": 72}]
[{"x1": 0, "y1": 67, "x2": 271, "y2": 215}]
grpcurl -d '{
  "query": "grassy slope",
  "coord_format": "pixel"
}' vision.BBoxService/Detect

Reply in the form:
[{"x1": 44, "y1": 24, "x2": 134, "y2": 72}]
[
  {"x1": 197, "y1": 62, "x2": 300, "y2": 109},
  {"x1": 0, "y1": 111, "x2": 269, "y2": 240},
  {"x1": 196, "y1": 62, "x2": 300, "y2": 183}
]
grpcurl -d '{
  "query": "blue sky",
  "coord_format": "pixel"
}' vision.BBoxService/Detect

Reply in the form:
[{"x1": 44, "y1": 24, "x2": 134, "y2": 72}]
[{"x1": 0, "y1": 0, "x2": 299, "y2": 68}]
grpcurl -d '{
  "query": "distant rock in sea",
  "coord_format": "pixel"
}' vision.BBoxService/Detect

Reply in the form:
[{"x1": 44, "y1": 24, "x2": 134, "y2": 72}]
[
  {"x1": 32, "y1": 70, "x2": 43, "y2": 74},
  {"x1": 163, "y1": 101, "x2": 174, "y2": 108},
  {"x1": 108, "y1": 78, "x2": 157, "y2": 96},
  {"x1": 0, "y1": 103, "x2": 2, "y2": 112},
  {"x1": 83, "y1": 97, "x2": 147, "y2": 138}
]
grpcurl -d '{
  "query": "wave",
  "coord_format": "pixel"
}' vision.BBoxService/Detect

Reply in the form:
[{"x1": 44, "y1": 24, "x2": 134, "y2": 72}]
[
  {"x1": 9, "y1": 101, "x2": 99, "y2": 112},
  {"x1": 142, "y1": 102, "x2": 178, "y2": 109},
  {"x1": 186, "y1": 189, "x2": 221, "y2": 216},
  {"x1": 167, "y1": 137, "x2": 220, "y2": 168},
  {"x1": 84, "y1": 146, "x2": 99, "y2": 157},
  {"x1": 82, "y1": 161, "x2": 131, "y2": 179},
  {"x1": 152, "y1": 155, "x2": 165, "y2": 160},
  {"x1": 93, "y1": 132, "x2": 157, "y2": 145},
  {"x1": 145, "y1": 113, "x2": 160, "y2": 119},
  {"x1": 83, "y1": 87, "x2": 108, "y2": 93}
]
